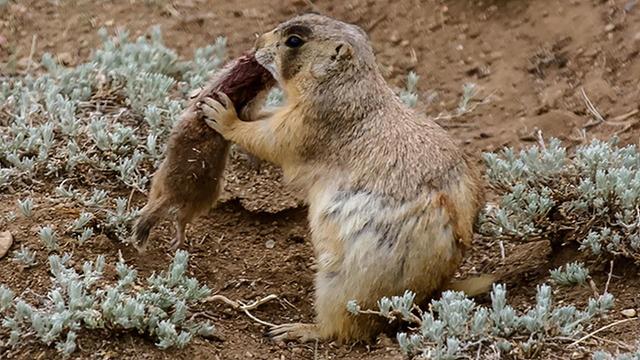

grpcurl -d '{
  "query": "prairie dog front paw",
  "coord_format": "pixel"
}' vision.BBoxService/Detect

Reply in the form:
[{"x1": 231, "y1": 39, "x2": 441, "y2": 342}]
[{"x1": 200, "y1": 91, "x2": 240, "y2": 137}]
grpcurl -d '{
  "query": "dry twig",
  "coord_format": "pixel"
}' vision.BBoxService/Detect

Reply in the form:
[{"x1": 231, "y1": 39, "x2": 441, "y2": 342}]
[
  {"x1": 205, "y1": 294, "x2": 278, "y2": 327},
  {"x1": 569, "y1": 317, "x2": 639, "y2": 348}
]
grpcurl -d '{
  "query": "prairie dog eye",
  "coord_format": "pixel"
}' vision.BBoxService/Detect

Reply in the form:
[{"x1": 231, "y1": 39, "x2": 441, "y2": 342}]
[{"x1": 284, "y1": 35, "x2": 304, "y2": 48}]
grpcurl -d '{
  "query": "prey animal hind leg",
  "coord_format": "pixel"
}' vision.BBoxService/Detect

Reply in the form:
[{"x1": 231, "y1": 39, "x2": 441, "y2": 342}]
[{"x1": 169, "y1": 206, "x2": 198, "y2": 250}]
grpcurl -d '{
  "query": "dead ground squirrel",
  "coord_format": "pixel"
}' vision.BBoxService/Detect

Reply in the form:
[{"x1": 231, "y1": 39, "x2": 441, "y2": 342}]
[
  {"x1": 201, "y1": 14, "x2": 486, "y2": 343},
  {"x1": 132, "y1": 54, "x2": 274, "y2": 252}
]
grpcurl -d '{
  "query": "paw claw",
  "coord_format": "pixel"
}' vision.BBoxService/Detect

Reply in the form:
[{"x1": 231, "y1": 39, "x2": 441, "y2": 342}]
[{"x1": 216, "y1": 91, "x2": 233, "y2": 108}]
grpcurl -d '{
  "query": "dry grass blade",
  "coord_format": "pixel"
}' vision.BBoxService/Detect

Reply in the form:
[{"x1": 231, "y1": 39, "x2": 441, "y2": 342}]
[{"x1": 581, "y1": 87, "x2": 605, "y2": 128}]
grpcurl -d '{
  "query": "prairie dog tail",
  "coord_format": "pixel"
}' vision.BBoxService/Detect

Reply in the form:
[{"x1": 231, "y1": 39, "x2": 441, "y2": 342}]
[
  {"x1": 132, "y1": 196, "x2": 169, "y2": 253},
  {"x1": 443, "y1": 274, "x2": 497, "y2": 297}
]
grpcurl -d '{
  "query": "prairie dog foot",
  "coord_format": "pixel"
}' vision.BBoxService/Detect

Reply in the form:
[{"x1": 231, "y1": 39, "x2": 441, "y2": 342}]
[{"x1": 267, "y1": 323, "x2": 319, "y2": 343}]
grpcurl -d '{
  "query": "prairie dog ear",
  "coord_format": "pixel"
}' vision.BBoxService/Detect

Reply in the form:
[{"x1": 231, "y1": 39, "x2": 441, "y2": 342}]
[{"x1": 332, "y1": 42, "x2": 354, "y2": 61}]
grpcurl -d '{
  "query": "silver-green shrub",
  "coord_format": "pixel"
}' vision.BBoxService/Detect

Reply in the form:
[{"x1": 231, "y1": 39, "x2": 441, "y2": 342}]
[
  {"x1": 0, "y1": 250, "x2": 213, "y2": 357},
  {"x1": 481, "y1": 137, "x2": 640, "y2": 262},
  {"x1": 0, "y1": 26, "x2": 229, "y2": 242},
  {"x1": 349, "y1": 284, "x2": 614, "y2": 359},
  {"x1": 550, "y1": 262, "x2": 589, "y2": 287},
  {"x1": 399, "y1": 71, "x2": 419, "y2": 108},
  {"x1": 12, "y1": 245, "x2": 37, "y2": 268}
]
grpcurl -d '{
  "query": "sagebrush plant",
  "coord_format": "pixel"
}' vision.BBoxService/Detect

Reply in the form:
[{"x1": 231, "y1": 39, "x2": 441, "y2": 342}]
[
  {"x1": 0, "y1": 26, "x2": 228, "y2": 242},
  {"x1": 0, "y1": 250, "x2": 213, "y2": 357},
  {"x1": 480, "y1": 137, "x2": 640, "y2": 262},
  {"x1": 348, "y1": 284, "x2": 614, "y2": 359},
  {"x1": 0, "y1": 26, "x2": 228, "y2": 354},
  {"x1": 550, "y1": 262, "x2": 590, "y2": 287},
  {"x1": 12, "y1": 245, "x2": 37, "y2": 268}
]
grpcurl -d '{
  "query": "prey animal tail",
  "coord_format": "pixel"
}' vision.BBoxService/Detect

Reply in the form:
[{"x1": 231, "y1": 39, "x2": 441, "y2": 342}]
[{"x1": 132, "y1": 196, "x2": 170, "y2": 253}]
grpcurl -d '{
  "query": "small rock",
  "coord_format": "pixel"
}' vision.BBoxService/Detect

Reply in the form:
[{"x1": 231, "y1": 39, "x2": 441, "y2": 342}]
[
  {"x1": 390, "y1": 32, "x2": 400, "y2": 44},
  {"x1": 0, "y1": 231, "x2": 13, "y2": 259},
  {"x1": 489, "y1": 51, "x2": 503, "y2": 61},
  {"x1": 265, "y1": 240, "x2": 275, "y2": 249},
  {"x1": 57, "y1": 52, "x2": 73, "y2": 66},
  {"x1": 604, "y1": 23, "x2": 616, "y2": 32},
  {"x1": 621, "y1": 309, "x2": 637, "y2": 318}
]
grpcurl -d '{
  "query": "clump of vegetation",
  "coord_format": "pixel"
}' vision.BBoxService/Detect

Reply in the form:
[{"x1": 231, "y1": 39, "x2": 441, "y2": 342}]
[
  {"x1": 348, "y1": 284, "x2": 614, "y2": 359},
  {"x1": 0, "y1": 250, "x2": 213, "y2": 358},
  {"x1": 0, "y1": 26, "x2": 228, "y2": 242},
  {"x1": 593, "y1": 349, "x2": 640, "y2": 360},
  {"x1": 550, "y1": 262, "x2": 590, "y2": 287},
  {"x1": 480, "y1": 137, "x2": 640, "y2": 262},
  {"x1": 0, "y1": 26, "x2": 227, "y2": 356},
  {"x1": 12, "y1": 245, "x2": 37, "y2": 268}
]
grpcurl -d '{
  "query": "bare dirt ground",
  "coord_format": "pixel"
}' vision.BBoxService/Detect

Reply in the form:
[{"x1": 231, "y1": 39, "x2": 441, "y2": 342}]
[{"x1": 1, "y1": 0, "x2": 640, "y2": 359}]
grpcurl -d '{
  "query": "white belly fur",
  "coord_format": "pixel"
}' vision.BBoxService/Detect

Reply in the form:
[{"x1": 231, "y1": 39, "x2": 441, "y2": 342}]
[{"x1": 307, "y1": 179, "x2": 459, "y2": 310}]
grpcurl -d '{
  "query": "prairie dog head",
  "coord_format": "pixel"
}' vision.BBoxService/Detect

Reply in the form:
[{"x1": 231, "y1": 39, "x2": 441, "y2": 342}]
[{"x1": 254, "y1": 14, "x2": 377, "y2": 95}]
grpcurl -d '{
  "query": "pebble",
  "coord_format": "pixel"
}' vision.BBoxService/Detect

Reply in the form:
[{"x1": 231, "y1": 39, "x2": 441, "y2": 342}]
[
  {"x1": 265, "y1": 240, "x2": 275, "y2": 249},
  {"x1": 621, "y1": 309, "x2": 637, "y2": 318},
  {"x1": 0, "y1": 231, "x2": 13, "y2": 259},
  {"x1": 604, "y1": 23, "x2": 615, "y2": 32}
]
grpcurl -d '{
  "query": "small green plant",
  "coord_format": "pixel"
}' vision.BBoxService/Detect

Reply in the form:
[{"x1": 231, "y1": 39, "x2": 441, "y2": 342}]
[
  {"x1": 77, "y1": 228, "x2": 94, "y2": 245},
  {"x1": 12, "y1": 245, "x2": 37, "y2": 268},
  {"x1": 457, "y1": 82, "x2": 479, "y2": 115},
  {"x1": 17, "y1": 198, "x2": 34, "y2": 218},
  {"x1": 39, "y1": 226, "x2": 59, "y2": 252},
  {"x1": 550, "y1": 262, "x2": 590, "y2": 287},
  {"x1": 399, "y1": 71, "x2": 419, "y2": 108},
  {"x1": 69, "y1": 212, "x2": 93, "y2": 232}
]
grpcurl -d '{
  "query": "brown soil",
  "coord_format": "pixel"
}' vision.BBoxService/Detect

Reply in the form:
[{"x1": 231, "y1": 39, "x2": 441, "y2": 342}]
[{"x1": 1, "y1": 0, "x2": 640, "y2": 359}]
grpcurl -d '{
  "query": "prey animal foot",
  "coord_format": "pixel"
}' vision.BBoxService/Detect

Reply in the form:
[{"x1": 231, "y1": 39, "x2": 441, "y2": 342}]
[
  {"x1": 267, "y1": 323, "x2": 320, "y2": 343},
  {"x1": 200, "y1": 92, "x2": 239, "y2": 137}
]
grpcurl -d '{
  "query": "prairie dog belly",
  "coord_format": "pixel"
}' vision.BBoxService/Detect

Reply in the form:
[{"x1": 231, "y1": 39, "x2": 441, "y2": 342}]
[{"x1": 307, "y1": 180, "x2": 463, "y2": 307}]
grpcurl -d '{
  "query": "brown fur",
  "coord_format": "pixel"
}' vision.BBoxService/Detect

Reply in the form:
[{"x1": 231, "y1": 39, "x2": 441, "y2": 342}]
[
  {"x1": 200, "y1": 14, "x2": 488, "y2": 343},
  {"x1": 132, "y1": 53, "x2": 275, "y2": 252}
]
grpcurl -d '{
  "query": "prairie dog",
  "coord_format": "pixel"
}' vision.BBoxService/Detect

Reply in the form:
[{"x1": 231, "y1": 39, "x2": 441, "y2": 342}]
[
  {"x1": 132, "y1": 54, "x2": 274, "y2": 252},
  {"x1": 201, "y1": 14, "x2": 485, "y2": 343}
]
